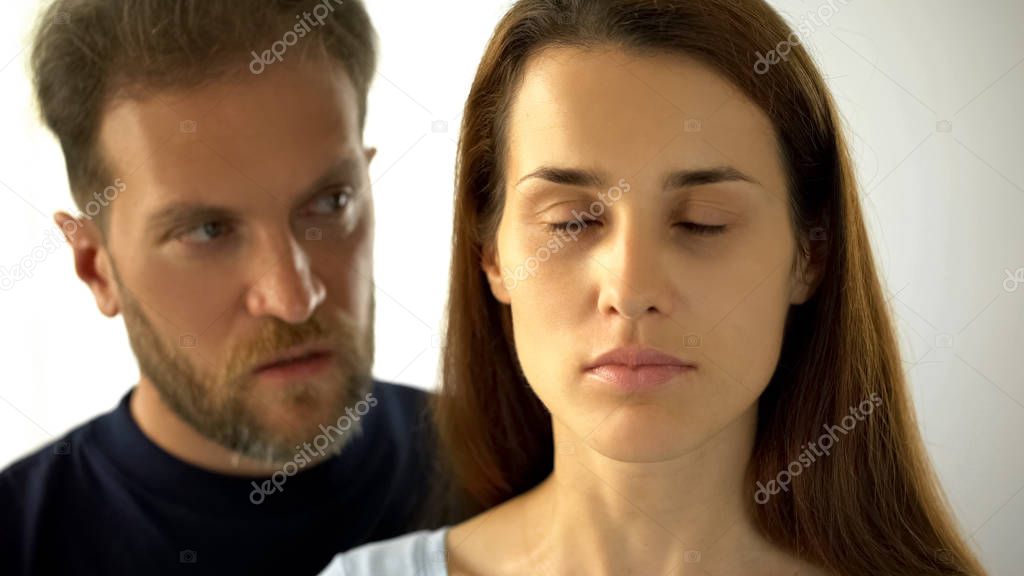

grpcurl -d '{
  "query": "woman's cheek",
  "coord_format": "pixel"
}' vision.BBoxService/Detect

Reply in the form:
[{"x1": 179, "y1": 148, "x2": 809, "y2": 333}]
[
  {"x1": 504, "y1": 229, "x2": 585, "y2": 298},
  {"x1": 703, "y1": 265, "x2": 791, "y2": 396}
]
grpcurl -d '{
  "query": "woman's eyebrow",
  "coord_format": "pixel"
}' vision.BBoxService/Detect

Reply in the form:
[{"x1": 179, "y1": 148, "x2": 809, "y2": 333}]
[
  {"x1": 663, "y1": 166, "x2": 760, "y2": 190},
  {"x1": 515, "y1": 165, "x2": 760, "y2": 192},
  {"x1": 515, "y1": 166, "x2": 607, "y2": 189}
]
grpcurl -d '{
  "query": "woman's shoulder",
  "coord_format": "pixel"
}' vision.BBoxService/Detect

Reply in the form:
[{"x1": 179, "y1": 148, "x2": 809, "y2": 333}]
[
  {"x1": 444, "y1": 489, "x2": 541, "y2": 576},
  {"x1": 317, "y1": 527, "x2": 451, "y2": 576}
]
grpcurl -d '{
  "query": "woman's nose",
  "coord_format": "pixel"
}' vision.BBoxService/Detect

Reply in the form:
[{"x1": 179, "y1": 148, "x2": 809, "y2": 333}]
[{"x1": 594, "y1": 219, "x2": 675, "y2": 320}]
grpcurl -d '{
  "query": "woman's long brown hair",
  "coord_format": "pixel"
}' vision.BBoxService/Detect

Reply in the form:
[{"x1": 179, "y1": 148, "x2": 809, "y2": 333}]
[{"x1": 434, "y1": 1, "x2": 988, "y2": 574}]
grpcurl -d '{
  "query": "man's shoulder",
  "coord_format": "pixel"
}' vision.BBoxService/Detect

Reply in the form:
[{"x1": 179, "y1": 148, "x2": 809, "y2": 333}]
[
  {"x1": 372, "y1": 379, "x2": 432, "y2": 404},
  {"x1": 369, "y1": 379, "x2": 434, "y2": 429},
  {"x1": 0, "y1": 409, "x2": 109, "y2": 507},
  {"x1": 2, "y1": 410, "x2": 104, "y2": 480},
  {"x1": 0, "y1": 409, "x2": 113, "y2": 566}
]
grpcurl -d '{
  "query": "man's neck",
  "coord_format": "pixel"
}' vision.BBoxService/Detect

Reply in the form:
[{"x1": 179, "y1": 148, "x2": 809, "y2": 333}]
[{"x1": 129, "y1": 378, "x2": 283, "y2": 477}]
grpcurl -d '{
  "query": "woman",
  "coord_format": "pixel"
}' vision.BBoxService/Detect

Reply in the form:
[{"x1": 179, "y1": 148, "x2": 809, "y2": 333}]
[{"x1": 321, "y1": 0, "x2": 988, "y2": 574}]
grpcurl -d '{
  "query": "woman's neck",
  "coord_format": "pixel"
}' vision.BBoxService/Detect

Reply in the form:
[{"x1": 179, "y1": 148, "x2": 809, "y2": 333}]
[{"x1": 510, "y1": 404, "x2": 796, "y2": 575}]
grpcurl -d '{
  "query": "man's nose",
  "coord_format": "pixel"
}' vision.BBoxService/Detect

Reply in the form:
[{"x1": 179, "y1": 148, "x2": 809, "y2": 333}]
[{"x1": 244, "y1": 231, "x2": 326, "y2": 324}]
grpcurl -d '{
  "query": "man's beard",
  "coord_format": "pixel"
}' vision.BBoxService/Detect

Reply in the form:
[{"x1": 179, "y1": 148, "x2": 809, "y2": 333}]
[{"x1": 117, "y1": 278, "x2": 375, "y2": 468}]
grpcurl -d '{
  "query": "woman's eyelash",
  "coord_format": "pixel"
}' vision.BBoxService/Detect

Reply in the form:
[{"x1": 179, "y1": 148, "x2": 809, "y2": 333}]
[
  {"x1": 678, "y1": 222, "x2": 727, "y2": 236},
  {"x1": 544, "y1": 220, "x2": 727, "y2": 236},
  {"x1": 545, "y1": 218, "x2": 598, "y2": 233}
]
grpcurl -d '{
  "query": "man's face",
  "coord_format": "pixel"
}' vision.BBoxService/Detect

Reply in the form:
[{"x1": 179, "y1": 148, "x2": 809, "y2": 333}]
[{"x1": 95, "y1": 56, "x2": 376, "y2": 465}]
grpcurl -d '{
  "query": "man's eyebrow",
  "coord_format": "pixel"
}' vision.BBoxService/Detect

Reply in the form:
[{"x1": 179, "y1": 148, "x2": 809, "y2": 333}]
[
  {"x1": 146, "y1": 157, "x2": 364, "y2": 232},
  {"x1": 300, "y1": 157, "x2": 363, "y2": 199},
  {"x1": 148, "y1": 203, "x2": 239, "y2": 234},
  {"x1": 663, "y1": 166, "x2": 759, "y2": 190}
]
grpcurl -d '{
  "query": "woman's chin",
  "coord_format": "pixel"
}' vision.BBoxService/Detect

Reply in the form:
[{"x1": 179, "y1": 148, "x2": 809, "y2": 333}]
[{"x1": 573, "y1": 407, "x2": 717, "y2": 463}]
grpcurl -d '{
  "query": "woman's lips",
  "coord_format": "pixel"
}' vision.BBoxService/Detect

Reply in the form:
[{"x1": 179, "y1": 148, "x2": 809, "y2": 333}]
[
  {"x1": 585, "y1": 364, "x2": 695, "y2": 392},
  {"x1": 583, "y1": 345, "x2": 697, "y2": 392}
]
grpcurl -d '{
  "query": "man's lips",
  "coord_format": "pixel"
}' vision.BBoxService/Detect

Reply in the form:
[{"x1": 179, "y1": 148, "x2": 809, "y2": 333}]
[
  {"x1": 256, "y1": 351, "x2": 330, "y2": 370},
  {"x1": 253, "y1": 345, "x2": 334, "y2": 380}
]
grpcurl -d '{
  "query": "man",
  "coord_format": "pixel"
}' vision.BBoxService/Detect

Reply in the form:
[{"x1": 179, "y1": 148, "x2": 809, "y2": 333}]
[{"x1": 0, "y1": 1, "x2": 451, "y2": 574}]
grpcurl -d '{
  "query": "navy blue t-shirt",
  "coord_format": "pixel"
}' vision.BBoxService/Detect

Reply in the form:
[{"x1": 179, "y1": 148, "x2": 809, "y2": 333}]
[{"x1": 0, "y1": 380, "x2": 445, "y2": 575}]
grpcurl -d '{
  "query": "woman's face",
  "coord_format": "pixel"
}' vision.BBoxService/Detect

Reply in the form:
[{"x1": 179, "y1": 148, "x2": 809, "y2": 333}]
[{"x1": 483, "y1": 47, "x2": 815, "y2": 462}]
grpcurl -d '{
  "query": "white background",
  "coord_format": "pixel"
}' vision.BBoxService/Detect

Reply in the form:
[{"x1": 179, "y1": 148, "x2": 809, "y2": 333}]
[{"x1": 0, "y1": 1, "x2": 1021, "y2": 573}]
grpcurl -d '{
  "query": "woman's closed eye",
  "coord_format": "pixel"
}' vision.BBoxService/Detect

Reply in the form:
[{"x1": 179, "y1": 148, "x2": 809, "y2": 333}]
[
  {"x1": 544, "y1": 219, "x2": 727, "y2": 236},
  {"x1": 676, "y1": 222, "x2": 727, "y2": 236},
  {"x1": 545, "y1": 216, "x2": 600, "y2": 234}
]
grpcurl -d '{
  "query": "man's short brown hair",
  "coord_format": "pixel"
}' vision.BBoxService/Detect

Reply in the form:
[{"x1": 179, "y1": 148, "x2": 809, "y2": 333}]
[{"x1": 31, "y1": 0, "x2": 378, "y2": 232}]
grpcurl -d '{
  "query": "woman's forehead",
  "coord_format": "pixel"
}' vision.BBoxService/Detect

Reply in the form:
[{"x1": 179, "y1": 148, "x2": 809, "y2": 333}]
[{"x1": 504, "y1": 46, "x2": 785, "y2": 199}]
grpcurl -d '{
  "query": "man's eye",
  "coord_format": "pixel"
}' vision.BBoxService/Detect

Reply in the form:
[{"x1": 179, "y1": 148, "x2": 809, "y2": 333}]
[
  {"x1": 308, "y1": 187, "x2": 354, "y2": 216},
  {"x1": 677, "y1": 222, "x2": 727, "y2": 236},
  {"x1": 178, "y1": 221, "x2": 231, "y2": 244}
]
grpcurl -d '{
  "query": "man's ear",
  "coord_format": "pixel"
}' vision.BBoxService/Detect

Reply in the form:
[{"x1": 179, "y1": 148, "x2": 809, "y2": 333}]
[
  {"x1": 481, "y1": 242, "x2": 511, "y2": 305},
  {"x1": 54, "y1": 212, "x2": 121, "y2": 317}
]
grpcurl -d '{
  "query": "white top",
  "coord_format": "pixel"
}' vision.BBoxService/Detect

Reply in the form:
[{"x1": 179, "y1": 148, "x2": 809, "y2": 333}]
[{"x1": 317, "y1": 527, "x2": 450, "y2": 576}]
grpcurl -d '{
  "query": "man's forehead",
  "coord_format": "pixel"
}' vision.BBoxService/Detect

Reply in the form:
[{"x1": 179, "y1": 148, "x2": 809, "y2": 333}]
[
  {"x1": 96, "y1": 57, "x2": 361, "y2": 179},
  {"x1": 94, "y1": 63, "x2": 365, "y2": 230}
]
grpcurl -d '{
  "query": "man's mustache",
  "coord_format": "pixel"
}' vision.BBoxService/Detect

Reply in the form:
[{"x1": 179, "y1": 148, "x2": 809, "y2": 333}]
[{"x1": 220, "y1": 312, "x2": 357, "y2": 382}]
